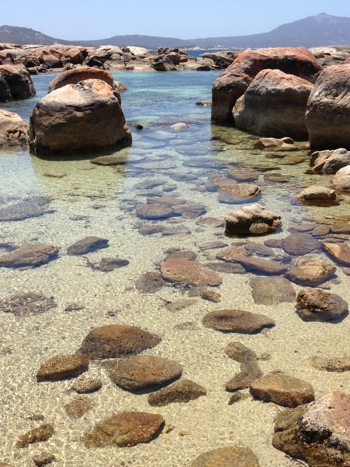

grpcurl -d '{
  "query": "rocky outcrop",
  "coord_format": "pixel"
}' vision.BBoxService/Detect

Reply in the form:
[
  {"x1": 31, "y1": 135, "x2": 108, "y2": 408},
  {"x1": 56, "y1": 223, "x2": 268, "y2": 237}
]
[
  {"x1": 29, "y1": 79, "x2": 131, "y2": 154},
  {"x1": 273, "y1": 390, "x2": 350, "y2": 466},
  {"x1": 212, "y1": 47, "x2": 321, "y2": 123},
  {"x1": 233, "y1": 69, "x2": 313, "y2": 139},
  {"x1": 306, "y1": 63, "x2": 350, "y2": 149},
  {"x1": 0, "y1": 63, "x2": 35, "y2": 100},
  {"x1": 0, "y1": 109, "x2": 28, "y2": 147}
]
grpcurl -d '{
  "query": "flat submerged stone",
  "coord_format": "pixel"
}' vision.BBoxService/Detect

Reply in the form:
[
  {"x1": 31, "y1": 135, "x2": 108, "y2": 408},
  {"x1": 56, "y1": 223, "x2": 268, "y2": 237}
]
[
  {"x1": 190, "y1": 445, "x2": 260, "y2": 467},
  {"x1": 203, "y1": 310, "x2": 275, "y2": 333}
]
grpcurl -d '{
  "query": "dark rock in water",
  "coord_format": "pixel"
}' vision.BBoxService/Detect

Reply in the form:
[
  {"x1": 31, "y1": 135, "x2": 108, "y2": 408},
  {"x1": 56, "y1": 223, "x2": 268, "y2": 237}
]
[
  {"x1": 0, "y1": 196, "x2": 52, "y2": 221},
  {"x1": 37, "y1": 354, "x2": 89, "y2": 382},
  {"x1": 65, "y1": 397, "x2": 94, "y2": 419},
  {"x1": 16, "y1": 424, "x2": 54, "y2": 448},
  {"x1": 108, "y1": 355, "x2": 183, "y2": 391},
  {"x1": 32, "y1": 452, "x2": 56, "y2": 466},
  {"x1": 96, "y1": 257, "x2": 129, "y2": 271},
  {"x1": 196, "y1": 216, "x2": 225, "y2": 228},
  {"x1": 203, "y1": 309, "x2": 275, "y2": 333},
  {"x1": 206, "y1": 261, "x2": 246, "y2": 274},
  {"x1": 135, "y1": 203, "x2": 174, "y2": 220},
  {"x1": 83, "y1": 411, "x2": 164, "y2": 447},
  {"x1": 0, "y1": 244, "x2": 59, "y2": 268},
  {"x1": 161, "y1": 257, "x2": 222, "y2": 287},
  {"x1": 77, "y1": 325, "x2": 161, "y2": 360},
  {"x1": 200, "y1": 289, "x2": 221, "y2": 303},
  {"x1": 190, "y1": 446, "x2": 260, "y2": 467},
  {"x1": 311, "y1": 356, "x2": 350, "y2": 372},
  {"x1": 71, "y1": 378, "x2": 103, "y2": 394},
  {"x1": 273, "y1": 390, "x2": 350, "y2": 466},
  {"x1": 282, "y1": 233, "x2": 319, "y2": 256},
  {"x1": 138, "y1": 224, "x2": 164, "y2": 236},
  {"x1": 244, "y1": 242, "x2": 274, "y2": 257},
  {"x1": 250, "y1": 373, "x2": 315, "y2": 407},
  {"x1": 221, "y1": 253, "x2": 288, "y2": 275},
  {"x1": 225, "y1": 342, "x2": 263, "y2": 392},
  {"x1": 90, "y1": 154, "x2": 129, "y2": 166},
  {"x1": 67, "y1": 236, "x2": 109, "y2": 255},
  {"x1": 165, "y1": 249, "x2": 197, "y2": 261},
  {"x1": 250, "y1": 277, "x2": 295, "y2": 305},
  {"x1": 0, "y1": 292, "x2": 56, "y2": 317},
  {"x1": 296, "y1": 287, "x2": 348, "y2": 322},
  {"x1": 148, "y1": 379, "x2": 207, "y2": 406},
  {"x1": 135, "y1": 272, "x2": 167, "y2": 293},
  {"x1": 172, "y1": 202, "x2": 206, "y2": 219}
]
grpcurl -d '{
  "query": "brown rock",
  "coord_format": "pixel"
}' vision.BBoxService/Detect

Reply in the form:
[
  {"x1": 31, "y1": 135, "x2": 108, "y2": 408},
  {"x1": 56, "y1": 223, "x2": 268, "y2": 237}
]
[
  {"x1": 311, "y1": 356, "x2": 350, "y2": 372},
  {"x1": 135, "y1": 203, "x2": 174, "y2": 220},
  {"x1": 203, "y1": 310, "x2": 275, "y2": 333},
  {"x1": 0, "y1": 109, "x2": 28, "y2": 147},
  {"x1": 333, "y1": 165, "x2": 350, "y2": 192},
  {"x1": 196, "y1": 217, "x2": 225, "y2": 228},
  {"x1": 254, "y1": 136, "x2": 296, "y2": 150},
  {"x1": 273, "y1": 390, "x2": 350, "y2": 466},
  {"x1": 0, "y1": 244, "x2": 59, "y2": 268},
  {"x1": 282, "y1": 233, "x2": 319, "y2": 255},
  {"x1": 250, "y1": 373, "x2": 315, "y2": 407},
  {"x1": 233, "y1": 69, "x2": 312, "y2": 139},
  {"x1": 306, "y1": 63, "x2": 350, "y2": 150},
  {"x1": 96, "y1": 257, "x2": 129, "y2": 271},
  {"x1": 0, "y1": 64, "x2": 36, "y2": 100},
  {"x1": 286, "y1": 256, "x2": 336, "y2": 286},
  {"x1": 296, "y1": 185, "x2": 337, "y2": 205},
  {"x1": 108, "y1": 355, "x2": 183, "y2": 390},
  {"x1": 212, "y1": 47, "x2": 320, "y2": 123},
  {"x1": 224, "y1": 203, "x2": 282, "y2": 236},
  {"x1": 323, "y1": 242, "x2": 350, "y2": 265},
  {"x1": 296, "y1": 287, "x2": 348, "y2": 321},
  {"x1": 218, "y1": 183, "x2": 261, "y2": 204},
  {"x1": 161, "y1": 257, "x2": 222, "y2": 287},
  {"x1": 37, "y1": 354, "x2": 89, "y2": 382},
  {"x1": 225, "y1": 342, "x2": 263, "y2": 392},
  {"x1": 71, "y1": 378, "x2": 103, "y2": 393},
  {"x1": 32, "y1": 452, "x2": 56, "y2": 466},
  {"x1": 16, "y1": 424, "x2": 54, "y2": 448},
  {"x1": 148, "y1": 379, "x2": 206, "y2": 406},
  {"x1": 83, "y1": 411, "x2": 164, "y2": 447},
  {"x1": 65, "y1": 397, "x2": 94, "y2": 419},
  {"x1": 310, "y1": 147, "x2": 350, "y2": 174},
  {"x1": 223, "y1": 254, "x2": 288, "y2": 275},
  {"x1": 77, "y1": 325, "x2": 161, "y2": 360},
  {"x1": 29, "y1": 79, "x2": 131, "y2": 155},
  {"x1": 250, "y1": 276, "x2": 295, "y2": 304},
  {"x1": 48, "y1": 67, "x2": 115, "y2": 92},
  {"x1": 90, "y1": 153, "x2": 129, "y2": 166},
  {"x1": 67, "y1": 236, "x2": 109, "y2": 255},
  {"x1": 190, "y1": 445, "x2": 260, "y2": 467},
  {"x1": 171, "y1": 202, "x2": 206, "y2": 219}
]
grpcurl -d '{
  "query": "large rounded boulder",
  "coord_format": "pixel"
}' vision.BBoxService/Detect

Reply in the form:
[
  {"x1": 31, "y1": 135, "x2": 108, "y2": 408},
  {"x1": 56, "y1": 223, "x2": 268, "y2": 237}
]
[
  {"x1": 306, "y1": 63, "x2": 350, "y2": 150},
  {"x1": 0, "y1": 64, "x2": 36, "y2": 101},
  {"x1": 211, "y1": 47, "x2": 321, "y2": 124},
  {"x1": 29, "y1": 79, "x2": 131, "y2": 155},
  {"x1": 233, "y1": 69, "x2": 313, "y2": 139}
]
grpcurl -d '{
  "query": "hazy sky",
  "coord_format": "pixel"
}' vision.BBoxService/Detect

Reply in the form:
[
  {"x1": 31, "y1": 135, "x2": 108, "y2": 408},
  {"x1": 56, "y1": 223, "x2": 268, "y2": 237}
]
[{"x1": 3, "y1": 0, "x2": 350, "y2": 40}]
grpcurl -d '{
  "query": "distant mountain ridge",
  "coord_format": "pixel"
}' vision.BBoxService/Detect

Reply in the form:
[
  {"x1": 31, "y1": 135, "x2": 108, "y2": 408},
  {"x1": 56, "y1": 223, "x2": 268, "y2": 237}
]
[{"x1": 1, "y1": 13, "x2": 350, "y2": 49}]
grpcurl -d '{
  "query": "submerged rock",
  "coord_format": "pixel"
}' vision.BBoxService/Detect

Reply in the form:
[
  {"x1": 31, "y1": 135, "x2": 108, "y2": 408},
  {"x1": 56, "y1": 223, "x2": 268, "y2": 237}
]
[
  {"x1": 77, "y1": 325, "x2": 161, "y2": 360},
  {"x1": 16, "y1": 424, "x2": 54, "y2": 448},
  {"x1": 203, "y1": 310, "x2": 275, "y2": 333},
  {"x1": 250, "y1": 373, "x2": 315, "y2": 407},
  {"x1": 190, "y1": 445, "x2": 260, "y2": 467},
  {"x1": 323, "y1": 242, "x2": 350, "y2": 265},
  {"x1": 250, "y1": 277, "x2": 295, "y2": 304},
  {"x1": 0, "y1": 292, "x2": 56, "y2": 316},
  {"x1": 225, "y1": 342, "x2": 263, "y2": 392},
  {"x1": 161, "y1": 257, "x2": 222, "y2": 287},
  {"x1": 37, "y1": 354, "x2": 89, "y2": 382},
  {"x1": 286, "y1": 256, "x2": 336, "y2": 286},
  {"x1": 148, "y1": 379, "x2": 207, "y2": 406},
  {"x1": 0, "y1": 244, "x2": 59, "y2": 268},
  {"x1": 67, "y1": 236, "x2": 109, "y2": 255},
  {"x1": 108, "y1": 355, "x2": 183, "y2": 391},
  {"x1": 311, "y1": 356, "x2": 350, "y2": 372},
  {"x1": 83, "y1": 412, "x2": 164, "y2": 447}
]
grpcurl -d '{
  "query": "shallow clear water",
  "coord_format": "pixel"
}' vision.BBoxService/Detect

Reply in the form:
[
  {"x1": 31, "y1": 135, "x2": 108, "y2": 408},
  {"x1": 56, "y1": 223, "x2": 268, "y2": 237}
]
[{"x1": 0, "y1": 70, "x2": 350, "y2": 467}]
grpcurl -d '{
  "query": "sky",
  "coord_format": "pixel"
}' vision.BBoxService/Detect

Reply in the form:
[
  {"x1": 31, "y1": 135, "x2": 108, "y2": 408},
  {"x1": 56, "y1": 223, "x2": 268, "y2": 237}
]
[{"x1": 3, "y1": 0, "x2": 350, "y2": 40}]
